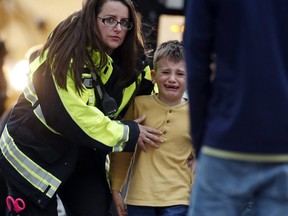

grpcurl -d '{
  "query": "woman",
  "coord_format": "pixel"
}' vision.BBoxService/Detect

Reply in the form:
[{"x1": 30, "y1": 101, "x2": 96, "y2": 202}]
[{"x1": 0, "y1": 0, "x2": 163, "y2": 215}]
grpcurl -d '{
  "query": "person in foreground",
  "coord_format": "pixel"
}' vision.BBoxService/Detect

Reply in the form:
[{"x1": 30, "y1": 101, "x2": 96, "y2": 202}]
[
  {"x1": 183, "y1": 0, "x2": 288, "y2": 216},
  {"x1": 110, "y1": 40, "x2": 194, "y2": 216},
  {"x1": 0, "y1": 0, "x2": 163, "y2": 215}
]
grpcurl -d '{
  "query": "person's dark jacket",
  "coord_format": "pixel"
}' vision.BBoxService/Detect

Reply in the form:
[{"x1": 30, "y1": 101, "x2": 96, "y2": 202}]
[{"x1": 184, "y1": 0, "x2": 288, "y2": 159}]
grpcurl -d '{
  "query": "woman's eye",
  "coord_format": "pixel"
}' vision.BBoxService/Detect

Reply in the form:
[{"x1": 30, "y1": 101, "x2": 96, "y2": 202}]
[{"x1": 106, "y1": 18, "x2": 115, "y2": 24}]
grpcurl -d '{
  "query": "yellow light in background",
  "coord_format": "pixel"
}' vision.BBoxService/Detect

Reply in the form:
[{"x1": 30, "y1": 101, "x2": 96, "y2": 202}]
[
  {"x1": 9, "y1": 59, "x2": 29, "y2": 91},
  {"x1": 170, "y1": 25, "x2": 180, "y2": 33},
  {"x1": 157, "y1": 15, "x2": 185, "y2": 45}
]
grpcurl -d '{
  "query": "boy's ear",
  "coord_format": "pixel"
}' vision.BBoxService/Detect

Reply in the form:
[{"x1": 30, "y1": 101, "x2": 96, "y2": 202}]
[{"x1": 151, "y1": 69, "x2": 156, "y2": 81}]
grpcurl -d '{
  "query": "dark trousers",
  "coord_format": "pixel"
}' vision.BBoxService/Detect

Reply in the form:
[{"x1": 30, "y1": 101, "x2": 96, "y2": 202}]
[{"x1": 5, "y1": 149, "x2": 112, "y2": 216}]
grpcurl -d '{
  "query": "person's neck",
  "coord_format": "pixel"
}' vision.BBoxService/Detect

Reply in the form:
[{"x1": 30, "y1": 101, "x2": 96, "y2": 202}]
[{"x1": 157, "y1": 94, "x2": 186, "y2": 106}]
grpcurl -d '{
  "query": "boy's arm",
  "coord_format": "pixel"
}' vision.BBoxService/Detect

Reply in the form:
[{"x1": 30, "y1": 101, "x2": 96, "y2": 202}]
[
  {"x1": 110, "y1": 152, "x2": 133, "y2": 216},
  {"x1": 110, "y1": 101, "x2": 136, "y2": 216},
  {"x1": 110, "y1": 152, "x2": 134, "y2": 192}
]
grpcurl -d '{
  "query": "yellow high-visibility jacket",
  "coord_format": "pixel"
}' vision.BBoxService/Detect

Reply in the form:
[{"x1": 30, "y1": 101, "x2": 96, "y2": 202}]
[{"x1": 0, "y1": 50, "x2": 153, "y2": 208}]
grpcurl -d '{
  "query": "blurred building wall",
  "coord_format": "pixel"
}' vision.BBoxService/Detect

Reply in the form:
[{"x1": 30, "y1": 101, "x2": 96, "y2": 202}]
[
  {"x1": 0, "y1": 0, "x2": 82, "y2": 63},
  {"x1": 0, "y1": 0, "x2": 82, "y2": 110}
]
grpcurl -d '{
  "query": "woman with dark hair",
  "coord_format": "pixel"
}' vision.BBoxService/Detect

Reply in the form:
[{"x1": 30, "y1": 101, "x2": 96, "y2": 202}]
[{"x1": 0, "y1": 0, "x2": 163, "y2": 215}]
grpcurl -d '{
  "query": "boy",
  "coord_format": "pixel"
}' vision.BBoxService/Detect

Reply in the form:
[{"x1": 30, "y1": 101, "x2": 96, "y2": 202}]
[{"x1": 110, "y1": 40, "x2": 194, "y2": 216}]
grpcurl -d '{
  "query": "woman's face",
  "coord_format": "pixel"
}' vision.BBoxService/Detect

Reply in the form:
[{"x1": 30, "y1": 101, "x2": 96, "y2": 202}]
[{"x1": 97, "y1": 1, "x2": 130, "y2": 55}]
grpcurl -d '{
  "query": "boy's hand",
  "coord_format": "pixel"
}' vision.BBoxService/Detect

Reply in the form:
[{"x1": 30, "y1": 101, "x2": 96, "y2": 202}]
[
  {"x1": 187, "y1": 154, "x2": 197, "y2": 173},
  {"x1": 112, "y1": 190, "x2": 127, "y2": 216}
]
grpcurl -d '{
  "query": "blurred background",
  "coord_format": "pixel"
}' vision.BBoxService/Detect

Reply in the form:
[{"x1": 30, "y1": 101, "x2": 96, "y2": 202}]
[{"x1": 0, "y1": 0, "x2": 186, "y2": 117}]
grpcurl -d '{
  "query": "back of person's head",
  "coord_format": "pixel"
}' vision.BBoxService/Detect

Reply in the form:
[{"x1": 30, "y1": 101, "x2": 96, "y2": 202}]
[{"x1": 153, "y1": 40, "x2": 184, "y2": 72}]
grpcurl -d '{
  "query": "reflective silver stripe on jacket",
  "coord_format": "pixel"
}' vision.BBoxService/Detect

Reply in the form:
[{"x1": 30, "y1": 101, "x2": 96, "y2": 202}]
[
  {"x1": 113, "y1": 121, "x2": 129, "y2": 152},
  {"x1": 24, "y1": 77, "x2": 38, "y2": 106},
  {"x1": 34, "y1": 105, "x2": 60, "y2": 135},
  {"x1": 24, "y1": 76, "x2": 60, "y2": 135},
  {"x1": 0, "y1": 126, "x2": 61, "y2": 198}
]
